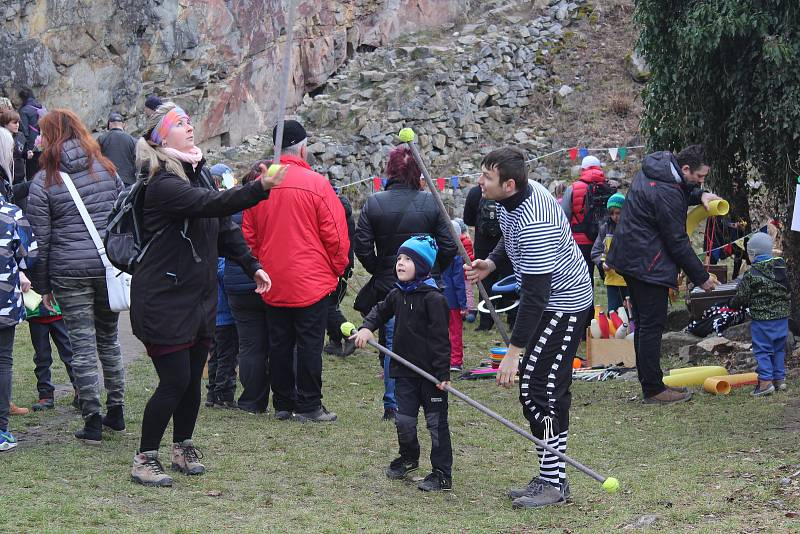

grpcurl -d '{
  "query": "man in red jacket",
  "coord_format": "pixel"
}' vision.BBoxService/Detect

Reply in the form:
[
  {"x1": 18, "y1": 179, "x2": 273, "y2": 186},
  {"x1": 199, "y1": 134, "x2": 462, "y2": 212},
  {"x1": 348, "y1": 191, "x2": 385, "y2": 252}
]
[{"x1": 243, "y1": 120, "x2": 350, "y2": 422}]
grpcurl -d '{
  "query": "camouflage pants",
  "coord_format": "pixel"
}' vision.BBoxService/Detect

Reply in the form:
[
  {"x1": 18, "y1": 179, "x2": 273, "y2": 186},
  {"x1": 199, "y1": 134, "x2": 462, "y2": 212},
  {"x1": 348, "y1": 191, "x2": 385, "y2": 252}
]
[{"x1": 51, "y1": 276, "x2": 125, "y2": 420}]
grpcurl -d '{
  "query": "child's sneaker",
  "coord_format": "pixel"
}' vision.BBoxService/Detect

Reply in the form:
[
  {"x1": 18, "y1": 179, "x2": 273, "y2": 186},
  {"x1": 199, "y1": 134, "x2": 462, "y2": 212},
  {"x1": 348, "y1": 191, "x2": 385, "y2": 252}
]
[
  {"x1": 131, "y1": 451, "x2": 173, "y2": 487},
  {"x1": 751, "y1": 381, "x2": 775, "y2": 397},
  {"x1": 512, "y1": 480, "x2": 568, "y2": 508},
  {"x1": 171, "y1": 439, "x2": 206, "y2": 475},
  {"x1": 417, "y1": 469, "x2": 453, "y2": 492},
  {"x1": 0, "y1": 429, "x2": 17, "y2": 451},
  {"x1": 774, "y1": 379, "x2": 787, "y2": 391},
  {"x1": 385, "y1": 457, "x2": 419, "y2": 479}
]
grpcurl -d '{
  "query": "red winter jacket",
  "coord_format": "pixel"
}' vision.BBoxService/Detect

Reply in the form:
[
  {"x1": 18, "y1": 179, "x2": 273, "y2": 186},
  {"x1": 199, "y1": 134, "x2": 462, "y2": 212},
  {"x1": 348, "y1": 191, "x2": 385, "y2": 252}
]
[
  {"x1": 243, "y1": 155, "x2": 350, "y2": 307},
  {"x1": 570, "y1": 166, "x2": 606, "y2": 245}
]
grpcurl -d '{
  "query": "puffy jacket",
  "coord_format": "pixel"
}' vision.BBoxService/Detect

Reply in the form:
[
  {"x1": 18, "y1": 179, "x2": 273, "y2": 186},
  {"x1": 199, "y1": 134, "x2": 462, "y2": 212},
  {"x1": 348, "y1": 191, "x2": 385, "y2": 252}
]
[
  {"x1": 216, "y1": 258, "x2": 235, "y2": 326},
  {"x1": 354, "y1": 181, "x2": 458, "y2": 302},
  {"x1": 606, "y1": 151, "x2": 709, "y2": 288},
  {"x1": 130, "y1": 160, "x2": 268, "y2": 346},
  {"x1": 98, "y1": 128, "x2": 137, "y2": 185},
  {"x1": 730, "y1": 257, "x2": 790, "y2": 321},
  {"x1": 560, "y1": 167, "x2": 606, "y2": 245},
  {"x1": 590, "y1": 218, "x2": 625, "y2": 287},
  {"x1": 442, "y1": 256, "x2": 467, "y2": 310},
  {"x1": 361, "y1": 281, "x2": 450, "y2": 381},
  {"x1": 243, "y1": 155, "x2": 349, "y2": 308},
  {"x1": 27, "y1": 139, "x2": 125, "y2": 294},
  {"x1": 0, "y1": 199, "x2": 37, "y2": 328},
  {"x1": 19, "y1": 98, "x2": 44, "y2": 152},
  {"x1": 223, "y1": 211, "x2": 257, "y2": 294}
]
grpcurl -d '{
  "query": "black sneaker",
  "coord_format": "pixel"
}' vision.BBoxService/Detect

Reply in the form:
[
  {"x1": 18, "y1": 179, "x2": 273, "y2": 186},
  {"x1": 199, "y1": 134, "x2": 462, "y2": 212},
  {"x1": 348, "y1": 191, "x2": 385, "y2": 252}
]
[
  {"x1": 205, "y1": 391, "x2": 216, "y2": 408},
  {"x1": 382, "y1": 408, "x2": 397, "y2": 421},
  {"x1": 102, "y1": 405, "x2": 126, "y2": 432},
  {"x1": 418, "y1": 469, "x2": 452, "y2": 492},
  {"x1": 216, "y1": 399, "x2": 238, "y2": 409},
  {"x1": 75, "y1": 414, "x2": 102, "y2": 445},
  {"x1": 341, "y1": 339, "x2": 356, "y2": 357},
  {"x1": 274, "y1": 410, "x2": 293, "y2": 421},
  {"x1": 293, "y1": 406, "x2": 337, "y2": 422},
  {"x1": 385, "y1": 457, "x2": 419, "y2": 480},
  {"x1": 324, "y1": 340, "x2": 343, "y2": 357}
]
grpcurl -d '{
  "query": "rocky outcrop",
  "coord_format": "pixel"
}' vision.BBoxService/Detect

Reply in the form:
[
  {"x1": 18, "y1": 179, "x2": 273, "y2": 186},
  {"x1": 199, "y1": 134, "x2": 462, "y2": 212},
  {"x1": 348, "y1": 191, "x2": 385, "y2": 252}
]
[{"x1": 0, "y1": 0, "x2": 473, "y2": 145}]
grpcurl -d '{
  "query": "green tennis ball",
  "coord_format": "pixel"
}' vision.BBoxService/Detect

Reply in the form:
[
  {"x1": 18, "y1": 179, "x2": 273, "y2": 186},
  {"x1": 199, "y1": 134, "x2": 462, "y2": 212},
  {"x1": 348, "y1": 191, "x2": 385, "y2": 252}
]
[
  {"x1": 340, "y1": 322, "x2": 357, "y2": 337},
  {"x1": 602, "y1": 477, "x2": 620, "y2": 493},
  {"x1": 398, "y1": 128, "x2": 416, "y2": 143},
  {"x1": 267, "y1": 163, "x2": 282, "y2": 177}
]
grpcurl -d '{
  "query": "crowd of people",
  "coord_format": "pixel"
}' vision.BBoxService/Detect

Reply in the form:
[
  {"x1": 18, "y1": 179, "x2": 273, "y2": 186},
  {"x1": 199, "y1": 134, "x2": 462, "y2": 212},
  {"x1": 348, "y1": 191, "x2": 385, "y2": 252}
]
[{"x1": 0, "y1": 88, "x2": 791, "y2": 508}]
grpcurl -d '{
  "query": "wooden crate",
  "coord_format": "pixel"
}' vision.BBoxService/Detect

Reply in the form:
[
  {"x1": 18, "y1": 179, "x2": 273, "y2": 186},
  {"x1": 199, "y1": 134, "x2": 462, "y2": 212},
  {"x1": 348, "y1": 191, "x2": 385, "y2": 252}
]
[{"x1": 585, "y1": 329, "x2": 636, "y2": 367}]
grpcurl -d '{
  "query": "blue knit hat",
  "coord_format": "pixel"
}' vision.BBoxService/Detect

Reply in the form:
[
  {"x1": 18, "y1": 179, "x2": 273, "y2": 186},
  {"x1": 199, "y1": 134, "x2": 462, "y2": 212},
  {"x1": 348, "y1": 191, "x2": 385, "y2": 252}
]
[
  {"x1": 607, "y1": 192, "x2": 625, "y2": 210},
  {"x1": 210, "y1": 163, "x2": 232, "y2": 177},
  {"x1": 398, "y1": 235, "x2": 438, "y2": 278}
]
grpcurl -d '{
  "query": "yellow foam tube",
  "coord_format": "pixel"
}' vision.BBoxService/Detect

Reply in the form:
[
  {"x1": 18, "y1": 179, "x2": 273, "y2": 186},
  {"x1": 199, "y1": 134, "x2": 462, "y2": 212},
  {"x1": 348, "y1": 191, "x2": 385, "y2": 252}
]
[
  {"x1": 663, "y1": 366, "x2": 728, "y2": 387},
  {"x1": 686, "y1": 199, "x2": 729, "y2": 235},
  {"x1": 703, "y1": 373, "x2": 758, "y2": 395}
]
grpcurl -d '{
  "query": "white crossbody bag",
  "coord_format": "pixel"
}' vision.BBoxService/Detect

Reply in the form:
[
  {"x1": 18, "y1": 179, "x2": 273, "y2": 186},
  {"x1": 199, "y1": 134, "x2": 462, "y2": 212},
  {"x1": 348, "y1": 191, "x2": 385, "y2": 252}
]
[{"x1": 61, "y1": 172, "x2": 131, "y2": 312}]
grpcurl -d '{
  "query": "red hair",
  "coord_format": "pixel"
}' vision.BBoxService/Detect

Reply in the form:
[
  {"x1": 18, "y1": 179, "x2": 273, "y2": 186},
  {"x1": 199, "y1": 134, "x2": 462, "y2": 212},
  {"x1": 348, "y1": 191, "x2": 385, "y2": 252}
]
[
  {"x1": 38, "y1": 109, "x2": 116, "y2": 188},
  {"x1": 385, "y1": 146, "x2": 421, "y2": 189}
]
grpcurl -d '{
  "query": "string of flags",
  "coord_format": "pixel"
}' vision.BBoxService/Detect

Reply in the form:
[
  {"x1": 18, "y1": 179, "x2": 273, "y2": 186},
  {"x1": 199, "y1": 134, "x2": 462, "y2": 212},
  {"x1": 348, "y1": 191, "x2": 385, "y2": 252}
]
[{"x1": 339, "y1": 144, "x2": 646, "y2": 190}]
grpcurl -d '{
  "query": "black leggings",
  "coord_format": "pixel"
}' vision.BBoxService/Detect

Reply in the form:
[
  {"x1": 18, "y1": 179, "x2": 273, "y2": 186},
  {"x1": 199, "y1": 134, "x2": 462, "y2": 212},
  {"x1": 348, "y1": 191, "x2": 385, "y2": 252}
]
[{"x1": 140, "y1": 344, "x2": 207, "y2": 452}]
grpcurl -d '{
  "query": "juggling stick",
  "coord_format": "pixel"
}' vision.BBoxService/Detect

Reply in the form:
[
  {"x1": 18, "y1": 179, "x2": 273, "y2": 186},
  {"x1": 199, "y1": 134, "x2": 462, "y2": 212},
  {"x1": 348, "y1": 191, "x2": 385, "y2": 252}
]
[
  {"x1": 397, "y1": 127, "x2": 511, "y2": 346},
  {"x1": 268, "y1": 0, "x2": 299, "y2": 177},
  {"x1": 341, "y1": 322, "x2": 620, "y2": 493}
]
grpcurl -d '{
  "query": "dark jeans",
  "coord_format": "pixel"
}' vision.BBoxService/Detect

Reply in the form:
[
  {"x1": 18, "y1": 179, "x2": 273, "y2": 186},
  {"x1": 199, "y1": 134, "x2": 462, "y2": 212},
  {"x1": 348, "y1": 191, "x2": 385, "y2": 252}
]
[
  {"x1": 207, "y1": 324, "x2": 239, "y2": 402},
  {"x1": 265, "y1": 296, "x2": 329, "y2": 413},
  {"x1": 624, "y1": 276, "x2": 670, "y2": 398},
  {"x1": 30, "y1": 319, "x2": 76, "y2": 399},
  {"x1": 606, "y1": 286, "x2": 629, "y2": 315},
  {"x1": 0, "y1": 326, "x2": 16, "y2": 432},
  {"x1": 140, "y1": 343, "x2": 207, "y2": 452},
  {"x1": 228, "y1": 292, "x2": 271, "y2": 413},
  {"x1": 51, "y1": 276, "x2": 125, "y2": 419},
  {"x1": 394, "y1": 377, "x2": 452, "y2": 477}
]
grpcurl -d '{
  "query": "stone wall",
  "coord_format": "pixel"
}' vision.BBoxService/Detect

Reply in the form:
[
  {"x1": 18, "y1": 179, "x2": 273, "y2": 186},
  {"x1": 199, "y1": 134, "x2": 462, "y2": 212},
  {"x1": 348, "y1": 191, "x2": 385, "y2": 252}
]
[{"x1": 0, "y1": 0, "x2": 472, "y2": 145}]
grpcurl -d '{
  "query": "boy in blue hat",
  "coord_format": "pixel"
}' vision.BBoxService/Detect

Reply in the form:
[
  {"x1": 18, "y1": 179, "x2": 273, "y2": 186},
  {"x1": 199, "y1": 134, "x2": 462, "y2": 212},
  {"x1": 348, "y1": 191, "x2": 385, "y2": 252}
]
[{"x1": 352, "y1": 235, "x2": 453, "y2": 491}]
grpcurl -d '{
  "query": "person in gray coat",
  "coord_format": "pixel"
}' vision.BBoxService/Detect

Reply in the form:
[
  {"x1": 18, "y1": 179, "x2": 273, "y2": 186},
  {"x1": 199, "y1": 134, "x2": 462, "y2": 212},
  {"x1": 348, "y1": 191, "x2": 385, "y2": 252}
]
[{"x1": 26, "y1": 109, "x2": 126, "y2": 445}]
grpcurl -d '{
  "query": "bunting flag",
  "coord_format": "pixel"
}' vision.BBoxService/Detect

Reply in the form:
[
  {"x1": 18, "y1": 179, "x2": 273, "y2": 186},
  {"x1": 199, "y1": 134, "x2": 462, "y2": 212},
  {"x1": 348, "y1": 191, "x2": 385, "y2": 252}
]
[
  {"x1": 608, "y1": 147, "x2": 619, "y2": 161},
  {"x1": 451, "y1": 175, "x2": 459, "y2": 189},
  {"x1": 578, "y1": 147, "x2": 588, "y2": 159},
  {"x1": 436, "y1": 178, "x2": 446, "y2": 191},
  {"x1": 618, "y1": 147, "x2": 628, "y2": 161},
  {"x1": 568, "y1": 147, "x2": 578, "y2": 161},
  {"x1": 373, "y1": 177, "x2": 382, "y2": 191}
]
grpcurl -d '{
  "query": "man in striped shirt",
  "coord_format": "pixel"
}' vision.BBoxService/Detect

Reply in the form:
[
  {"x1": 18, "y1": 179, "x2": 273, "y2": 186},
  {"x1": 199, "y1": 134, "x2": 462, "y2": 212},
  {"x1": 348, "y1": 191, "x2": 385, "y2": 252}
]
[{"x1": 466, "y1": 147, "x2": 593, "y2": 508}]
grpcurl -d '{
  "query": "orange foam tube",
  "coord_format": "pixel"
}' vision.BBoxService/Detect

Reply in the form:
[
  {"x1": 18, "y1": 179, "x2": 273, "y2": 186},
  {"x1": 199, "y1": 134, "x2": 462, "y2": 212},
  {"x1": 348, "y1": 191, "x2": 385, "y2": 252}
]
[{"x1": 703, "y1": 373, "x2": 758, "y2": 395}]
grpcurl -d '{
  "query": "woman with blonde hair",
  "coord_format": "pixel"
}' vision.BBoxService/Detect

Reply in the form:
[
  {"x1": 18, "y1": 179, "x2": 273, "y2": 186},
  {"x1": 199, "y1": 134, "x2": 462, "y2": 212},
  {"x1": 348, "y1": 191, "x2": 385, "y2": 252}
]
[
  {"x1": 129, "y1": 102, "x2": 285, "y2": 487},
  {"x1": 26, "y1": 109, "x2": 126, "y2": 445}
]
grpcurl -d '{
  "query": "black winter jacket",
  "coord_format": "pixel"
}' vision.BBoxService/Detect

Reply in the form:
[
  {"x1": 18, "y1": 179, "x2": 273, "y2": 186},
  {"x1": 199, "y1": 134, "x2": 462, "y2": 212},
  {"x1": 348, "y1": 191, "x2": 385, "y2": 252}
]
[
  {"x1": 19, "y1": 98, "x2": 43, "y2": 152},
  {"x1": 354, "y1": 182, "x2": 457, "y2": 305},
  {"x1": 607, "y1": 151, "x2": 709, "y2": 288},
  {"x1": 361, "y1": 282, "x2": 451, "y2": 381},
  {"x1": 27, "y1": 139, "x2": 125, "y2": 294},
  {"x1": 223, "y1": 211, "x2": 257, "y2": 295},
  {"x1": 98, "y1": 128, "x2": 137, "y2": 185},
  {"x1": 130, "y1": 160, "x2": 268, "y2": 346}
]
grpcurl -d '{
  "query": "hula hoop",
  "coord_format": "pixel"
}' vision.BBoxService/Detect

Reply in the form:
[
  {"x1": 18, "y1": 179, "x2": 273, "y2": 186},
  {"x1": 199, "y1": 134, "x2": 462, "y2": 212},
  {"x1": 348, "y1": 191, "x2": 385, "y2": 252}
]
[
  {"x1": 477, "y1": 295, "x2": 519, "y2": 314},
  {"x1": 492, "y1": 274, "x2": 519, "y2": 294}
]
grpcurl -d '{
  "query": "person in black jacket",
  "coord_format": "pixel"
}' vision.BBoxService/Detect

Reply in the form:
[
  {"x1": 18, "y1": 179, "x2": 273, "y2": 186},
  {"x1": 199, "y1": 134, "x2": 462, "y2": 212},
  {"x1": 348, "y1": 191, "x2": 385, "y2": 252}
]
[
  {"x1": 607, "y1": 145, "x2": 720, "y2": 405},
  {"x1": 97, "y1": 112, "x2": 137, "y2": 186},
  {"x1": 324, "y1": 189, "x2": 356, "y2": 357},
  {"x1": 17, "y1": 87, "x2": 44, "y2": 179},
  {"x1": 0, "y1": 109, "x2": 29, "y2": 183},
  {"x1": 129, "y1": 102, "x2": 286, "y2": 487},
  {"x1": 353, "y1": 235, "x2": 453, "y2": 492},
  {"x1": 353, "y1": 146, "x2": 457, "y2": 421}
]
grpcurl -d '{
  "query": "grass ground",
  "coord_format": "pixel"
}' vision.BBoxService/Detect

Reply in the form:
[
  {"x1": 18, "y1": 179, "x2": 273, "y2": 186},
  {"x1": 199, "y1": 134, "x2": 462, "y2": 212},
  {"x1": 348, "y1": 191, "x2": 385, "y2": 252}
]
[{"x1": 1, "y1": 291, "x2": 798, "y2": 533}]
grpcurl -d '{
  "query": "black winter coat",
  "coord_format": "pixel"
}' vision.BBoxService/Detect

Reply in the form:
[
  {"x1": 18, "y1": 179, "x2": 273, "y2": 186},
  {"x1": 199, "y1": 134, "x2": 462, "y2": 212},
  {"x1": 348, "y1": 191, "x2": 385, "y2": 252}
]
[
  {"x1": 130, "y1": 160, "x2": 268, "y2": 346},
  {"x1": 27, "y1": 139, "x2": 125, "y2": 294},
  {"x1": 98, "y1": 128, "x2": 137, "y2": 185},
  {"x1": 361, "y1": 283, "x2": 450, "y2": 381},
  {"x1": 19, "y1": 98, "x2": 43, "y2": 152},
  {"x1": 607, "y1": 151, "x2": 709, "y2": 288},
  {"x1": 223, "y1": 211, "x2": 257, "y2": 295},
  {"x1": 353, "y1": 182, "x2": 457, "y2": 311}
]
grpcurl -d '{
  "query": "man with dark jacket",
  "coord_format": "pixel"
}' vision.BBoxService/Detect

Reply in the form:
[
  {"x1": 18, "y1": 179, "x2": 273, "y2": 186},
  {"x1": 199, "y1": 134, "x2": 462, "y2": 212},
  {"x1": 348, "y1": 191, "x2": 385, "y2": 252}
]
[
  {"x1": 98, "y1": 112, "x2": 137, "y2": 185},
  {"x1": 607, "y1": 145, "x2": 720, "y2": 405},
  {"x1": 17, "y1": 87, "x2": 45, "y2": 179}
]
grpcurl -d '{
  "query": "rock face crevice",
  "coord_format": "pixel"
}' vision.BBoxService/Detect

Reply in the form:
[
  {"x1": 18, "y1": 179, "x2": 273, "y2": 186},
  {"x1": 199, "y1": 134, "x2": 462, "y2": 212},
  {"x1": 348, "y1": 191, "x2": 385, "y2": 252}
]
[{"x1": 0, "y1": 0, "x2": 472, "y2": 145}]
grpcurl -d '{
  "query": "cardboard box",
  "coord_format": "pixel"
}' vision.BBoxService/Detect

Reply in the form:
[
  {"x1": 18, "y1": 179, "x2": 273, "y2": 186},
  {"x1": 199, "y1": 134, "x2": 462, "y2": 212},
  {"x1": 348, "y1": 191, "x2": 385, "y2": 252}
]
[{"x1": 585, "y1": 329, "x2": 636, "y2": 367}]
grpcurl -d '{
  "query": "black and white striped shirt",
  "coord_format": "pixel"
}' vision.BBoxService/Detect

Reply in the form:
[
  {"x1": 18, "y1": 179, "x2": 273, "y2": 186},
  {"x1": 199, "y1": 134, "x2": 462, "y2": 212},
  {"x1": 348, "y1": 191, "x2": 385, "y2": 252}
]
[{"x1": 496, "y1": 181, "x2": 593, "y2": 313}]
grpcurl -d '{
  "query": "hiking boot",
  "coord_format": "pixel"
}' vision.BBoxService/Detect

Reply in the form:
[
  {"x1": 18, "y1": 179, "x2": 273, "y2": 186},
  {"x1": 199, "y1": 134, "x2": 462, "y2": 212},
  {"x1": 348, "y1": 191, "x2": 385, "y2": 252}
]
[
  {"x1": 341, "y1": 339, "x2": 356, "y2": 357},
  {"x1": 450, "y1": 365, "x2": 462, "y2": 372},
  {"x1": 385, "y1": 457, "x2": 419, "y2": 480},
  {"x1": 102, "y1": 405, "x2": 126, "y2": 432},
  {"x1": 324, "y1": 340, "x2": 343, "y2": 357},
  {"x1": 75, "y1": 414, "x2": 102, "y2": 445},
  {"x1": 0, "y1": 429, "x2": 17, "y2": 452},
  {"x1": 171, "y1": 439, "x2": 205, "y2": 475},
  {"x1": 274, "y1": 410, "x2": 293, "y2": 421},
  {"x1": 293, "y1": 406, "x2": 337, "y2": 423},
  {"x1": 382, "y1": 408, "x2": 397, "y2": 421},
  {"x1": 512, "y1": 480, "x2": 568, "y2": 508},
  {"x1": 774, "y1": 379, "x2": 787, "y2": 391},
  {"x1": 418, "y1": 469, "x2": 453, "y2": 492},
  {"x1": 751, "y1": 381, "x2": 775, "y2": 397},
  {"x1": 131, "y1": 451, "x2": 173, "y2": 487},
  {"x1": 10, "y1": 403, "x2": 29, "y2": 416},
  {"x1": 31, "y1": 398, "x2": 54, "y2": 412},
  {"x1": 204, "y1": 391, "x2": 216, "y2": 408},
  {"x1": 643, "y1": 388, "x2": 693, "y2": 405}
]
